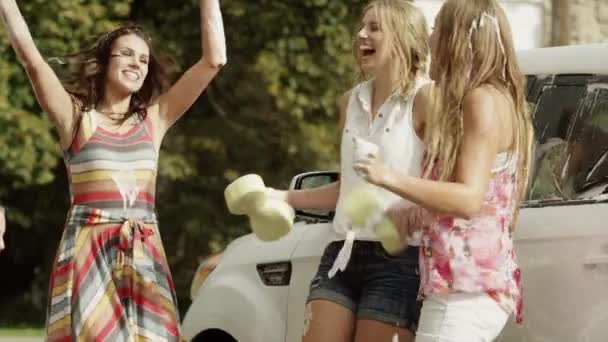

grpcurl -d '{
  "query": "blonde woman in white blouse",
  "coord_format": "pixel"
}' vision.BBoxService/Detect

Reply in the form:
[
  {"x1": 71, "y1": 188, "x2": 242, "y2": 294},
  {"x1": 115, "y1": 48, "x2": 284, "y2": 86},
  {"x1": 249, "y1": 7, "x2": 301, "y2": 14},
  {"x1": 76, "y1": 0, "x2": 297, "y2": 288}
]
[{"x1": 267, "y1": 1, "x2": 431, "y2": 341}]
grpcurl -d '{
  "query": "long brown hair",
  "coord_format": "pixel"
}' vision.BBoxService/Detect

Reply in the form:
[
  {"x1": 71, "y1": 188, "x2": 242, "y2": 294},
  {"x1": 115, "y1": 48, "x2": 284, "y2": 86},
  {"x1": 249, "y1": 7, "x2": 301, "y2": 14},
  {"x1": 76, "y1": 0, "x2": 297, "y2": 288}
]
[
  {"x1": 55, "y1": 25, "x2": 173, "y2": 124},
  {"x1": 424, "y1": 0, "x2": 534, "y2": 211},
  {"x1": 353, "y1": 0, "x2": 429, "y2": 97}
]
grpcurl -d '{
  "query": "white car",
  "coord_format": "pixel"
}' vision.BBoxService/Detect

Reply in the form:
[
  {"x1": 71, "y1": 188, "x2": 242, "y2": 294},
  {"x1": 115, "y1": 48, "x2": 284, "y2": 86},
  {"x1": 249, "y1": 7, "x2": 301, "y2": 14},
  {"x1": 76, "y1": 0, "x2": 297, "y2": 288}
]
[{"x1": 181, "y1": 44, "x2": 608, "y2": 342}]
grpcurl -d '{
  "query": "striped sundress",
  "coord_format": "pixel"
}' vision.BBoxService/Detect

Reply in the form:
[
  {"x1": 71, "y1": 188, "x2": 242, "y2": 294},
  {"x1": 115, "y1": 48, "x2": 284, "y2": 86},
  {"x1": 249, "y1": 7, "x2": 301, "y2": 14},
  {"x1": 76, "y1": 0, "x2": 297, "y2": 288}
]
[{"x1": 46, "y1": 109, "x2": 182, "y2": 341}]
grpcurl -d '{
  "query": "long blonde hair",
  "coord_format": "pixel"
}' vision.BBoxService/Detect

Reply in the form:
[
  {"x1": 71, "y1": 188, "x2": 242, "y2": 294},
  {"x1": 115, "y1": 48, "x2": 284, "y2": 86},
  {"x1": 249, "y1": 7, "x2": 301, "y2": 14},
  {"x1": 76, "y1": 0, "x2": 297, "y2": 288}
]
[
  {"x1": 424, "y1": 0, "x2": 534, "y2": 208},
  {"x1": 353, "y1": 0, "x2": 429, "y2": 97}
]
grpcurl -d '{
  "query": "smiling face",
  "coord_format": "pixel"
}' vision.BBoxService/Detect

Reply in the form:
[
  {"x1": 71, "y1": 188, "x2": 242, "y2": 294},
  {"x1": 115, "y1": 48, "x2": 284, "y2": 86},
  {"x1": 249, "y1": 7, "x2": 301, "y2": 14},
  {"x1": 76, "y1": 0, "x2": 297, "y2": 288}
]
[
  {"x1": 105, "y1": 33, "x2": 150, "y2": 96},
  {"x1": 355, "y1": 7, "x2": 390, "y2": 77},
  {"x1": 354, "y1": 0, "x2": 429, "y2": 87}
]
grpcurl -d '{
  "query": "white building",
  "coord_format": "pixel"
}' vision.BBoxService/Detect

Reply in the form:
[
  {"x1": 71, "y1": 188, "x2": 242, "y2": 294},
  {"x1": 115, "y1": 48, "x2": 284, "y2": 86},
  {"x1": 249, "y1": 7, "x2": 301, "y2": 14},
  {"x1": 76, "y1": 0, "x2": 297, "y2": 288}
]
[{"x1": 416, "y1": 0, "x2": 547, "y2": 50}]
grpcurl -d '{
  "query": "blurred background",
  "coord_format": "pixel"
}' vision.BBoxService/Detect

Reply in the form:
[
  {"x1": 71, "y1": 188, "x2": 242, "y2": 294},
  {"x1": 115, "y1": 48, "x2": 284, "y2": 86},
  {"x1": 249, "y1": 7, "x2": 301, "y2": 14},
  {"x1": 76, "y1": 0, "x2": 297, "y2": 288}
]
[{"x1": 0, "y1": 0, "x2": 606, "y2": 336}]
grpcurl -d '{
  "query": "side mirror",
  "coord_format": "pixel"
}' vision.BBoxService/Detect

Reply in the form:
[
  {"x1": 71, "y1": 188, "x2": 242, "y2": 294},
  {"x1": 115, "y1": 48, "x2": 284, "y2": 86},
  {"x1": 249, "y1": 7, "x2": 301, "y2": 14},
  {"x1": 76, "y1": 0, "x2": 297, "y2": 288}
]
[{"x1": 289, "y1": 171, "x2": 339, "y2": 223}]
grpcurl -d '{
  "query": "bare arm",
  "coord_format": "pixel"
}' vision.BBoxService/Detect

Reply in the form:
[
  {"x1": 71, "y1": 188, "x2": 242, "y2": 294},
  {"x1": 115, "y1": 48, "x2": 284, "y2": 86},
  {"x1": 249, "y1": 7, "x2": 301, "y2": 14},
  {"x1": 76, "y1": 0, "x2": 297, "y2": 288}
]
[
  {"x1": 1, "y1": 0, "x2": 76, "y2": 149},
  {"x1": 412, "y1": 83, "x2": 432, "y2": 137},
  {"x1": 286, "y1": 181, "x2": 340, "y2": 211},
  {"x1": 356, "y1": 87, "x2": 501, "y2": 219},
  {"x1": 284, "y1": 91, "x2": 351, "y2": 211},
  {"x1": 151, "y1": 0, "x2": 226, "y2": 139}
]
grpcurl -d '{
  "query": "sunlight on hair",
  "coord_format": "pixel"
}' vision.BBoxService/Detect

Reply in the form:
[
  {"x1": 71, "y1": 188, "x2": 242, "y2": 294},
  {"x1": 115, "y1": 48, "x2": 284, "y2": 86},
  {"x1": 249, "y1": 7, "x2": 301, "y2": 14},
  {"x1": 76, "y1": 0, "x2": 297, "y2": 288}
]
[
  {"x1": 423, "y1": 0, "x2": 535, "y2": 219},
  {"x1": 468, "y1": 13, "x2": 505, "y2": 56},
  {"x1": 354, "y1": 0, "x2": 430, "y2": 96},
  {"x1": 47, "y1": 57, "x2": 66, "y2": 65},
  {"x1": 467, "y1": 12, "x2": 507, "y2": 78}
]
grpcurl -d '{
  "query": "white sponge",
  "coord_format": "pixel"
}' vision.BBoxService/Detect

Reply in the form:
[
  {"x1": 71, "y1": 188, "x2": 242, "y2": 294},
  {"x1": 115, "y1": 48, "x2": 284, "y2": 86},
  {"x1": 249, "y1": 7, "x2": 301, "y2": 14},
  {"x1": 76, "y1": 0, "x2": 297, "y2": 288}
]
[
  {"x1": 225, "y1": 174, "x2": 294, "y2": 241},
  {"x1": 224, "y1": 174, "x2": 266, "y2": 215},
  {"x1": 249, "y1": 198, "x2": 295, "y2": 242},
  {"x1": 343, "y1": 185, "x2": 406, "y2": 254}
]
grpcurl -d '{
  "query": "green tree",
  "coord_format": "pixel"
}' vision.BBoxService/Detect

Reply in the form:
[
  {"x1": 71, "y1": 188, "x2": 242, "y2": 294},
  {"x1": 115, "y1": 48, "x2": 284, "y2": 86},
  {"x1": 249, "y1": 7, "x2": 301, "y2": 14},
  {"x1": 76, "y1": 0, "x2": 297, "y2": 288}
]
[
  {"x1": 0, "y1": 0, "x2": 367, "y2": 323},
  {"x1": 0, "y1": 0, "x2": 138, "y2": 324}
]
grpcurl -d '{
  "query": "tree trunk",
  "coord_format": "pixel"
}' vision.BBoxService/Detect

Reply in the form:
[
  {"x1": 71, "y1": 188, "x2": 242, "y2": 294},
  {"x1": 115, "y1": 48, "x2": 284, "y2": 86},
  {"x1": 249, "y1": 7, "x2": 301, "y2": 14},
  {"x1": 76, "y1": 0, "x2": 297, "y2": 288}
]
[{"x1": 552, "y1": 0, "x2": 571, "y2": 46}]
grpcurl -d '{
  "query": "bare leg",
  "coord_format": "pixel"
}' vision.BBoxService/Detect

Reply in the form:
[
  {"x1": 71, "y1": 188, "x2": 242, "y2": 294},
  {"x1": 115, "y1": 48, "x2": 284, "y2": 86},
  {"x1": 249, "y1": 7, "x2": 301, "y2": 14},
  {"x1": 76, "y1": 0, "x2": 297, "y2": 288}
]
[
  {"x1": 353, "y1": 319, "x2": 415, "y2": 342},
  {"x1": 302, "y1": 299, "x2": 356, "y2": 342}
]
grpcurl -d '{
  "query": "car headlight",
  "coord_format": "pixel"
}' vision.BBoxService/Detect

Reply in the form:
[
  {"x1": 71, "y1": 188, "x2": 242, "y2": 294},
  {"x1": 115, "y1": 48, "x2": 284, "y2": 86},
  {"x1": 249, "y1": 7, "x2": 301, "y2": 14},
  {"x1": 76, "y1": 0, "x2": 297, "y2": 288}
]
[{"x1": 190, "y1": 253, "x2": 222, "y2": 300}]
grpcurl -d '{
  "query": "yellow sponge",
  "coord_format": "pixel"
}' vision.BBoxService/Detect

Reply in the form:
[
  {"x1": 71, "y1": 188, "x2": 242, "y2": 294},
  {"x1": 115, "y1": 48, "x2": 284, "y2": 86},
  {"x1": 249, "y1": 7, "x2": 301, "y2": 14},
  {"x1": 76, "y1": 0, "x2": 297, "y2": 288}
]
[
  {"x1": 343, "y1": 185, "x2": 406, "y2": 254},
  {"x1": 224, "y1": 174, "x2": 294, "y2": 241},
  {"x1": 224, "y1": 174, "x2": 267, "y2": 215},
  {"x1": 249, "y1": 198, "x2": 295, "y2": 242}
]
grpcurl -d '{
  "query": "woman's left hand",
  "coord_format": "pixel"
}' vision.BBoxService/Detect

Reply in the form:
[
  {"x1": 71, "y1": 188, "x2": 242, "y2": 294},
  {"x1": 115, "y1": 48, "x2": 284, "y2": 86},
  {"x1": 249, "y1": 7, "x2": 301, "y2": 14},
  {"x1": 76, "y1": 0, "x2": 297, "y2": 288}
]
[
  {"x1": 385, "y1": 203, "x2": 423, "y2": 241},
  {"x1": 353, "y1": 153, "x2": 392, "y2": 186}
]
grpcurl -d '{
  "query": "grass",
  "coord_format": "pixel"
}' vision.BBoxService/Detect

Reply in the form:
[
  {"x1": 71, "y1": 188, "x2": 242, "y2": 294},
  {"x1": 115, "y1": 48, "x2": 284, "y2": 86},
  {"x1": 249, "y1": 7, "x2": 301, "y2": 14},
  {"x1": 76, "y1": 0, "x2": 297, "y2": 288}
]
[{"x1": 0, "y1": 327, "x2": 44, "y2": 337}]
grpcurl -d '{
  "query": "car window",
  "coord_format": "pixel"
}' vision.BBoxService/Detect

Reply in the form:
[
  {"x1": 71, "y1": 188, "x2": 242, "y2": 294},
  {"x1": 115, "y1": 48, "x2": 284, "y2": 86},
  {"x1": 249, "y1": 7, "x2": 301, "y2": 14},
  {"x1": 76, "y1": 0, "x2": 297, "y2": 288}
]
[
  {"x1": 525, "y1": 75, "x2": 536, "y2": 95},
  {"x1": 293, "y1": 172, "x2": 338, "y2": 222},
  {"x1": 527, "y1": 84, "x2": 587, "y2": 201},
  {"x1": 300, "y1": 174, "x2": 335, "y2": 190},
  {"x1": 527, "y1": 82, "x2": 608, "y2": 202},
  {"x1": 568, "y1": 87, "x2": 608, "y2": 198}
]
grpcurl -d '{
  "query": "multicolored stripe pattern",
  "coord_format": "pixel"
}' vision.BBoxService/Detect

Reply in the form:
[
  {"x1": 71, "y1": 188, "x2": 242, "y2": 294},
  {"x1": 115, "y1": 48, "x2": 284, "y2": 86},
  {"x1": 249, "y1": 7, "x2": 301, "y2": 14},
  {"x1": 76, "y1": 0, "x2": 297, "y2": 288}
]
[
  {"x1": 66, "y1": 110, "x2": 158, "y2": 218},
  {"x1": 46, "y1": 111, "x2": 182, "y2": 341}
]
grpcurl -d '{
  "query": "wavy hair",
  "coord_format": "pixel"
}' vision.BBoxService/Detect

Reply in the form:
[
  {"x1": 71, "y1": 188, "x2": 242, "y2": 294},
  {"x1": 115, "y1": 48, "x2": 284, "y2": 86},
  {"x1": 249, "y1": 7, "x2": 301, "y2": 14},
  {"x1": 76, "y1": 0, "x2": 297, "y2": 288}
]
[
  {"x1": 55, "y1": 25, "x2": 173, "y2": 125},
  {"x1": 424, "y1": 0, "x2": 534, "y2": 212},
  {"x1": 353, "y1": 0, "x2": 429, "y2": 97}
]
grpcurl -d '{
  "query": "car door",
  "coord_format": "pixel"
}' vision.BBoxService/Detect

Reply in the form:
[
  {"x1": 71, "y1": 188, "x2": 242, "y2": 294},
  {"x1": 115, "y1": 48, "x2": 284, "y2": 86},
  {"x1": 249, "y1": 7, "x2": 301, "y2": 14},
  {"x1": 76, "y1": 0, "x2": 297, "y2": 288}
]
[
  {"x1": 284, "y1": 172, "x2": 338, "y2": 342},
  {"x1": 498, "y1": 75, "x2": 608, "y2": 342}
]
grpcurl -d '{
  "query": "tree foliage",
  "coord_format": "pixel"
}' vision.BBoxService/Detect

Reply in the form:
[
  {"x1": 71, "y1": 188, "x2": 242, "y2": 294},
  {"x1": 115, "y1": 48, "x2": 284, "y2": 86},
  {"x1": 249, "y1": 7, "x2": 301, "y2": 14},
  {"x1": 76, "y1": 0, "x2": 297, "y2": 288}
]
[{"x1": 0, "y1": 0, "x2": 367, "y2": 323}]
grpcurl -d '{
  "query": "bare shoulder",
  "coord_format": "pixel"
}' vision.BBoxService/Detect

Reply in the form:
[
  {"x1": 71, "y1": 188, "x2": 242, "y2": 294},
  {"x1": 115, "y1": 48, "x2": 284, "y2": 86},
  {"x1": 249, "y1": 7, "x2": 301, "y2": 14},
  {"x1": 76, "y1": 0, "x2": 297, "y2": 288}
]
[
  {"x1": 144, "y1": 101, "x2": 165, "y2": 147},
  {"x1": 412, "y1": 83, "x2": 433, "y2": 133},
  {"x1": 464, "y1": 86, "x2": 495, "y2": 106},
  {"x1": 413, "y1": 83, "x2": 433, "y2": 115},
  {"x1": 462, "y1": 86, "x2": 500, "y2": 135},
  {"x1": 337, "y1": 89, "x2": 352, "y2": 130},
  {"x1": 144, "y1": 101, "x2": 161, "y2": 127},
  {"x1": 415, "y1": 83, "x2": 433, "y2": 104},
  {"x1": 338, "y1": 90, "x2": 352, "y2": 112}
]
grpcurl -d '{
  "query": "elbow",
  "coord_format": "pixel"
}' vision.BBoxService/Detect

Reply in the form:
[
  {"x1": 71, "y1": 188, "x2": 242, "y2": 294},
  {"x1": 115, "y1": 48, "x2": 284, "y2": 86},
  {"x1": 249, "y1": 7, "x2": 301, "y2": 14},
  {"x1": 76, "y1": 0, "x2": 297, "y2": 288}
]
[
  {"x1": 453, "y1": 196, "x2": 483, "y2": 220},
  {"x1": 456, "y1": 207, "x2": 479, "y2": 220},
  {"x1": 203, "y1": 54, "x2": 227, "y2": 69},
  {"x1": 208, "y1": 59, "x2": 226, "y2": 69}
]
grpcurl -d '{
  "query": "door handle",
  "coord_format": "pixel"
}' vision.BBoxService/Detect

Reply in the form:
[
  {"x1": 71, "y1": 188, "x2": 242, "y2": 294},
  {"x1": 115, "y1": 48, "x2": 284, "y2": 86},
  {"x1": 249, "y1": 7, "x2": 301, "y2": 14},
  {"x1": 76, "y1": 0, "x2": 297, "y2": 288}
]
[{"x1": 584, "y1": 255, "x2": 608, "y2": 270}]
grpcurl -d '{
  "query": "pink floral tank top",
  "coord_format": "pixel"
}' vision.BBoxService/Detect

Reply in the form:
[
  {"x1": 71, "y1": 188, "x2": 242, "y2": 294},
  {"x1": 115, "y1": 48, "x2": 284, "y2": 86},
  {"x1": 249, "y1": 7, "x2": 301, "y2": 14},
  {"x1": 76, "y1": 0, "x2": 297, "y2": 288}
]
[{"x1": 419, "y1": 152, "x2": 524, "y2": 323}]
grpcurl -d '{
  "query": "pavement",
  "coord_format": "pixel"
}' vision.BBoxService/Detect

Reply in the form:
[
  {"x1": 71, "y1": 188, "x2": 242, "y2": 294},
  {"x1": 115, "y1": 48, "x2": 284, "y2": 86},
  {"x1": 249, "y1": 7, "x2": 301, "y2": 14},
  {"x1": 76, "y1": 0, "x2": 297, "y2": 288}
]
[{"x1": 0, "y1": 338, "x2": 44, "y2": 342}]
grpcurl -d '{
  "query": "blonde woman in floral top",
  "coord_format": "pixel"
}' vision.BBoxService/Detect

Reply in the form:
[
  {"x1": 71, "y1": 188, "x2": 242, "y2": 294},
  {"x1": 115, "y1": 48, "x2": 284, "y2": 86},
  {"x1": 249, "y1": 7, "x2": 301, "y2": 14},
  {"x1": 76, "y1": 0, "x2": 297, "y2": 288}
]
[{"x1": 353, "y1": 0, "x2": 534, "y2": 341}]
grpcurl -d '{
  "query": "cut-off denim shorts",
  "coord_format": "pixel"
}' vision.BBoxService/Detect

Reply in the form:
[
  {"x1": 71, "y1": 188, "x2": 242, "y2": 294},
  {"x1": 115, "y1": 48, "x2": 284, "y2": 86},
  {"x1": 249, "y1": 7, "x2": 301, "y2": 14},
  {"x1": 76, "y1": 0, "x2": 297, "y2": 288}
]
[{"x1": 307, "y1": 240, "x2": 422, "y2": 331}]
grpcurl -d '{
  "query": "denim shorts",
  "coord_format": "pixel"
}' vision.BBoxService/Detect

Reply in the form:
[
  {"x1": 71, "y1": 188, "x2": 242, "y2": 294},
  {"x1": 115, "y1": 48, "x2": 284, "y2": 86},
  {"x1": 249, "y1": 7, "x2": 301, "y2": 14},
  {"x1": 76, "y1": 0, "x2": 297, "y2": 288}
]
[{"x1": 306, "y1": 240, "x2": 422, "y2": 330}]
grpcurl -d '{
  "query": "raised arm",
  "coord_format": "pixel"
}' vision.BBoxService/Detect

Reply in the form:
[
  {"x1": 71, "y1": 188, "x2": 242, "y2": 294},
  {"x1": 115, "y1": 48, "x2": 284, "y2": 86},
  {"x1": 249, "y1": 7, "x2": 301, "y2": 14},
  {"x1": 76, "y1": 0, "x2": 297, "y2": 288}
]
[
  {"x1": 0, "y1": 0, "x2": 77, "y2": 149},
  {"x1": 151, "y1": 0, "x2": 226, "y2": 139}
]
